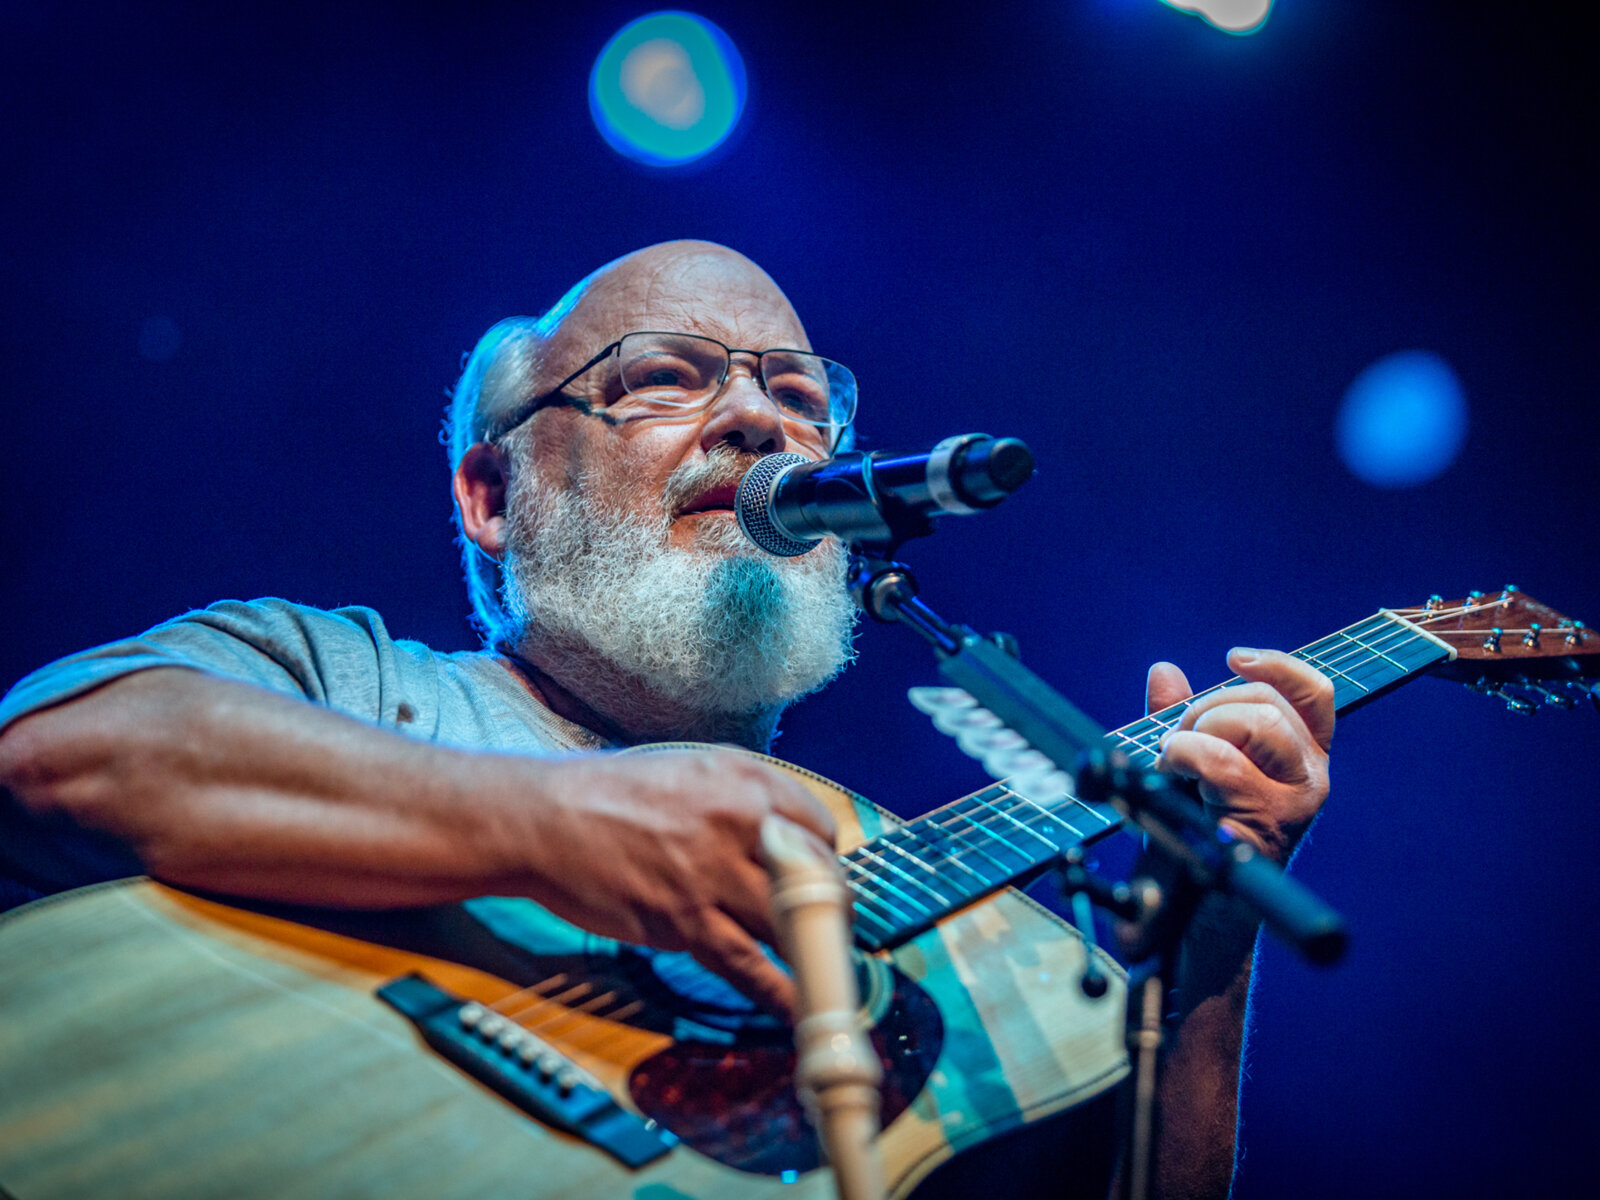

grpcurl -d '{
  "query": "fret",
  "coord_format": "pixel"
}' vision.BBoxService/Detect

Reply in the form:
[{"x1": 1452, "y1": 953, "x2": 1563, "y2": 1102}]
[
  {"x1": 844, "y1": 878, "x2": 917, "y2": 933},
  {"x1": 1298, "y1": 647, "x2": 1372, "y2": 694},
  {"x1": 999, "y1": 789, "x2": 1087, "y2": 842},
  {"x1": 849, "y1": 898, "x2": 896, "y2": 943},
  {"x1": 841, "y1": 860, "x2": 921, "y2": 925},
  {"x1": 946, "y1": 803, "x2": 1032, "y2": 864},
  {"x1": 849, "y1": 848, "x2": 943, "y2": 915},
  {"x1": 884, "y1": 824, "x2": 991, "y2": 887},
  {"x1": 1335, "y1": 628, "x2": 1408, "y2": 672},
  {"x1": 909, "y1": 806, "x2": 1015, "y2": 880},
  {"x1": 967, "y1": 792, "x2": 1063, "y2": 855},
  {"x1": 851, "y1": 607, "x2": 1455, "y2": 951},
  {"x1": 921, "y1": 802, "x2": 1026, "y2": 870},
  {"x1": 876, "y1": 839, "x2": 968, "y2": 905},
  {"x1": 1111, "y1": 723, "x2": 1164, "y2": 768}
]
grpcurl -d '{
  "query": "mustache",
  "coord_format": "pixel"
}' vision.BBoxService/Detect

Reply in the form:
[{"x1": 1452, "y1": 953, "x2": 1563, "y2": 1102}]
[{"x1": 662, "y1": 444, "x2": 767, "y2": 519}]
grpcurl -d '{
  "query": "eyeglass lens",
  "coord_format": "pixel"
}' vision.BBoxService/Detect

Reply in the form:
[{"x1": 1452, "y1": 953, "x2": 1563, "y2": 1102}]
[{"x1": 616, "y1": 332, "x2": 853, "y2": 428}]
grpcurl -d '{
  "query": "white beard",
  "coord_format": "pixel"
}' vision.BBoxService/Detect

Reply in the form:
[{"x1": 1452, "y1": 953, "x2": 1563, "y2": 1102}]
[{"x1": 500, "y1": 447, "x2": 857, "y2": 737}]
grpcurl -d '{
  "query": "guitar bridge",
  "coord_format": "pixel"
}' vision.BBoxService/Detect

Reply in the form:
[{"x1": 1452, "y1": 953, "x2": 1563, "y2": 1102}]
[{"x1": 376, "y1": 973, "x2": 675, "y2": 1169}]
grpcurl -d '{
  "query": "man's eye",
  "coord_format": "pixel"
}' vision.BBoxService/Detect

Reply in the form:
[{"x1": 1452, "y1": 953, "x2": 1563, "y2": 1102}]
[
  {"x1": 767, "y1": 377, "x2": 829, "y2": 420},
  {"x1": 625, "y1": 354, "x2": 708, "y2": 394}
]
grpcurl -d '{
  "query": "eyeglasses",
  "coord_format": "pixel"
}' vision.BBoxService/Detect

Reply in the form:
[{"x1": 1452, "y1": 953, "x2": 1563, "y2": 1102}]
[{"x1": 485, "y1": 330, "x2": 857, "y2": 448}]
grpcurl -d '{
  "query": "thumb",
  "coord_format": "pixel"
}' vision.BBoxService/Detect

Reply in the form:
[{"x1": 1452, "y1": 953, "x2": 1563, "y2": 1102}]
[{"x1": 1146, "y1": 661, "x2": 1193, "y2": 715}]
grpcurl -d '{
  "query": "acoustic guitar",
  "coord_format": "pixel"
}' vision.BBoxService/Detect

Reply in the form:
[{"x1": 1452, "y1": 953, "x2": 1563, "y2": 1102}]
[{"x1": 0, "y1": 590, "x2": 1592, "y2": 1200}]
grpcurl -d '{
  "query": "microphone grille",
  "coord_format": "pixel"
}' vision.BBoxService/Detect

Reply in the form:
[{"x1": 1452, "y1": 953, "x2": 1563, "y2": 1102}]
[{"x1": 735, "y1": 452, "x2": 816, "y2": 557}]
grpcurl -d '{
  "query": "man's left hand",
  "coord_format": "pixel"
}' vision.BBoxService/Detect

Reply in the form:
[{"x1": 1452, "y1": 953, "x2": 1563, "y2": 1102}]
[{"x1": 1146, "y1": 648, "x2": 1334, "y2": 864}]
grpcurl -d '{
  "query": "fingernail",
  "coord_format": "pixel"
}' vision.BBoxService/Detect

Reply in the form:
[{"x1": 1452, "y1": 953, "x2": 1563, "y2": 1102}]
[{"x1": 1231, "y1": 646, "x2": 1259, "y2": 665}]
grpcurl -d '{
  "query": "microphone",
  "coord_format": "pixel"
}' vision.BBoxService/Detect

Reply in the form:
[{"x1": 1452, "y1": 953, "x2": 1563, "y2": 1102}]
[{"x1": 735, "y1": 433, "x2": 1035, "y2": 557}]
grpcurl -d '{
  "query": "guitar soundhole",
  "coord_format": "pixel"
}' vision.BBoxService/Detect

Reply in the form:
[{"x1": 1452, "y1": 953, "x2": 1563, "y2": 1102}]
[{"x1": 628, "y1": 965, "x2": 943, "y2": 1175}]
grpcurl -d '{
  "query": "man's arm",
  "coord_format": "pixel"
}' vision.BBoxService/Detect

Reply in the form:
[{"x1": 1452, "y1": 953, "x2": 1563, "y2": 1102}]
[
  {"x1": 0, "y1": 668, "x2": 836, "y2": 1017},
  {"x1": 1140, "y1": 649, "x2": 1335, "y2": 1200}
]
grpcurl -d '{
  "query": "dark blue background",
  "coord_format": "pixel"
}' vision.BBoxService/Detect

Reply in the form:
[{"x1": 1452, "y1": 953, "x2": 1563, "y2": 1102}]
[{"x1": 2, "y1": 2, "x2": 1594, "y2": 1196}]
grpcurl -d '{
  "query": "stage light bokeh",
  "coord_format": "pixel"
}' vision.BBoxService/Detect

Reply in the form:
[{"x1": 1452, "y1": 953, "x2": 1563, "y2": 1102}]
[
  {"x1": 1336, "y1": 350, "x2": 1469, "y2": 488},
  {"x1": 1161, "y1": 0, "x2": 1274, "y2": 35},
  {"x1": 589, "y1": 12, "x2": 746, "y2": 166}
]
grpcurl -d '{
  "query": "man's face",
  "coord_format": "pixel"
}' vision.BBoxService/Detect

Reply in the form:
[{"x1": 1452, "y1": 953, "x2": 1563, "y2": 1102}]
[
  {"x1": 495, "y1": 243, "x2": 857, "y2": 732},
  {"x1": 519, "y1": 243, "x2": 829, "y2": 554}
]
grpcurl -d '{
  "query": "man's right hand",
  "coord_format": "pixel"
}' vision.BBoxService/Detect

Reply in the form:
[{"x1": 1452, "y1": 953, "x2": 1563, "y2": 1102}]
[
  {"x1": 516, "y1": 748, "x2": 839, "y2": 1022},
  {"x1": 0, "y1": 674, "x2": 839, "y2": 1022}
]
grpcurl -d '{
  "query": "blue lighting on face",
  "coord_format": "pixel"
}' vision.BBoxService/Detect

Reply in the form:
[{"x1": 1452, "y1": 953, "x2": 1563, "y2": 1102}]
[
  {"x1": 1336, "y1": 350, "x2": 1469, "y2": 488},
  {"x1": 589, "y1": 12, "x2": 746, "y2": 167}
]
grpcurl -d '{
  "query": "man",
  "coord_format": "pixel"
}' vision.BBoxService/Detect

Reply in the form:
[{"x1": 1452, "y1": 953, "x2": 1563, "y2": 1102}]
[{"x1": 0, "y1": 241, "x2": 1333, "y2": 1197}]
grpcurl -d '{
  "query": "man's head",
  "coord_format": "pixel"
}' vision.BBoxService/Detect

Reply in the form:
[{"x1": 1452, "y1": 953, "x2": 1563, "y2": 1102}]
[{"x1": 447, "y1": 241, "x2": 857, "y2": 743}]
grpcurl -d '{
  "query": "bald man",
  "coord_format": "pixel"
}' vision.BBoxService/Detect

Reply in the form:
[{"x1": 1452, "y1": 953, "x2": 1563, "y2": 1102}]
[{"x1": 0, "y1": 242, "x2": 1333, "y2": 1199}]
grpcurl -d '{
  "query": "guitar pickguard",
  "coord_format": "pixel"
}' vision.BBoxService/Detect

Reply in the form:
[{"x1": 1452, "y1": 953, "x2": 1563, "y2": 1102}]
[{"x1": 629, "y1": 962, "x2": 943, "y2": 1175}]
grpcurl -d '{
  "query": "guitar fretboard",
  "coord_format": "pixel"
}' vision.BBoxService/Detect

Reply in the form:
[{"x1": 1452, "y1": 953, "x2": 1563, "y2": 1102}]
[{"x1": 845, "y1": 609, "x2": 1453, "y2": 951}]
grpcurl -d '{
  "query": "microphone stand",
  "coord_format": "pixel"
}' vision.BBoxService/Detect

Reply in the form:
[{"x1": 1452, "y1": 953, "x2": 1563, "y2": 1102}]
[{"x1": 847, "y1": 550, "x2": 1348, "y2": 1200}]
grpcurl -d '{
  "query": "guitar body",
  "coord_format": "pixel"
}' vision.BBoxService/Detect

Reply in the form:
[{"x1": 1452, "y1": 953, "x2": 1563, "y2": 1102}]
[
  {"x1": 0, "y1": 750, "x2": 1128, "y2": 1200},
  {"x1": 12, "y1": 592, "x2": 1583, "y2": 1198}
]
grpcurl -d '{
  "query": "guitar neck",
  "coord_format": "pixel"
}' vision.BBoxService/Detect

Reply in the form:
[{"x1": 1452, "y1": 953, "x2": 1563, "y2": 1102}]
[{"x1": 845, "y1": 608, "x2": 1454, "y2": 951}]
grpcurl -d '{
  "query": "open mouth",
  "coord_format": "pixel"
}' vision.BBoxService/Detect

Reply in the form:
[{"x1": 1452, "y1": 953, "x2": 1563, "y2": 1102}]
[{"x1": 677, "y1": 482, "x2": 740, "y2": 516}]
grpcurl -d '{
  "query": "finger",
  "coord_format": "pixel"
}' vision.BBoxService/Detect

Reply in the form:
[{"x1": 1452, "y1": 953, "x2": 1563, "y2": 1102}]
[
  {"x1": 1228, "y1": 648, "x2": 1336, "y2": 750},
  {"x1": 766, "y1": 775, "x2": 840, "y2": 849},
  {"x1": 1156, "y1": 729, "x2": 1255, "y2": 799},
  {"x1": 1146, "y1": 661, "x2": 1194, "y2": 715},
  {"x1": 1184, "y1": 700, "x2": 1313, "y2": 785},
  {"x1": 1173, "y1": 680, "x2": 1297, "y2": 732},
  {"x1": 709, "y1": 853, "x2": 789, "y2": 950},
  {"x1": 689, "y1": 906, "x2": 798, "y2": 1021}
]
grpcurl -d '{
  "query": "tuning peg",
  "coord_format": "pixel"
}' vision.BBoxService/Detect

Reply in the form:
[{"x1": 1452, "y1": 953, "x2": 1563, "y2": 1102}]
[
  {"x1": 1559, "y1": 619, "x2": 1588, "y2": 647},
  {"x1": 1527, "y1": 682, "x2": 1578, "y2": 710},
  {"x1": 1426, "y1": 594, "x2": 1445, "y2": 611},
  {"x1": 1473, "y1": 681, "x2": 1537, "y2": 714},
  {"x1": 1523, "y1": 623, "x2": 1543, "y2": 648}
]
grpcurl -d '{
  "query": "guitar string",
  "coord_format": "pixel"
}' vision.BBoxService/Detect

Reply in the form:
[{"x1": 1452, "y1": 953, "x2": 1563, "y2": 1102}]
[
  {"x1": 891, "y1": 616, "x2": 1403, "y2": 846},
  {"x1": 863, "y1": 594, "x2": 1582, "y2": 922},
  {"x1": 473, "y1": 601, "x2": 1543, "y2": 1054},
  {"x1": 844, "y1": 612, "x2": 1439, "y2": 925},
  {"x1": 483, "y1": 972, "x2": 653, "y2": 1055},
  {"x1": 487, "y1": 599, "x2": 1573, "y2": 1066},
  {"x1": 582, "y1": 598, "x2": 1589, "y2": 1048}
]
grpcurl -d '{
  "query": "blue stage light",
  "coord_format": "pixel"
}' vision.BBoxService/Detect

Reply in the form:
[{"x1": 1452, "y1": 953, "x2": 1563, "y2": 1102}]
[
  {"x1": 1336, "y1": 350, "x2": 1469, "y2": 488},
  {"x1": 589, "y1": 12, "x2": 746, "y2": 167},
  {"x1": 1161, "y1": 0, "x2": 1274, "y2": 35}
]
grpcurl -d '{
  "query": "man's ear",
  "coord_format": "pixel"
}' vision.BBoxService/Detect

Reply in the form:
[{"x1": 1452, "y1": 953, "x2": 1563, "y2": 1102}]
[{"x1": 452, "y1": 442, "x2": 510, "y2": 563}]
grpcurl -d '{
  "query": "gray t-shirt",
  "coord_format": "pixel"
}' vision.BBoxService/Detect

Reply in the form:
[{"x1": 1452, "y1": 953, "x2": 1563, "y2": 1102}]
[{"x1": 0, "y1": 598, "x2": 611, "y2": 900}]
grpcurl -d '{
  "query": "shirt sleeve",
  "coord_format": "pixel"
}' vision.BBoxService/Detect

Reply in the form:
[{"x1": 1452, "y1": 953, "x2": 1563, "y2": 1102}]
[
  {"x1": 0, "y1": 598, "x2": 439, "y2": 733},
  {"x1": 0, "y1": 598, "x2": 443, "y2": 902}
]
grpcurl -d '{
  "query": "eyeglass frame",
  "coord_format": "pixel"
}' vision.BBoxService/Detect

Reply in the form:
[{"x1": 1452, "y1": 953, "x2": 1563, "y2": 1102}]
[{"x1": 483, "y1": 330, "x2": 857, "y2": 450}]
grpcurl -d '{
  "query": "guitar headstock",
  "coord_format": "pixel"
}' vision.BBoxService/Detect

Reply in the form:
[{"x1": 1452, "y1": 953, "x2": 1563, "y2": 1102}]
[{"x1": 1390, "y1": 587, "x2": 1599, "y2": 714}]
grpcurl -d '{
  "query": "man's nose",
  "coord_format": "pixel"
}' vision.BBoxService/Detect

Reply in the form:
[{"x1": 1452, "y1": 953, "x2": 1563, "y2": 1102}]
[{"x1": 697, "y1": 367, "x2": 787, "y2": 456}]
